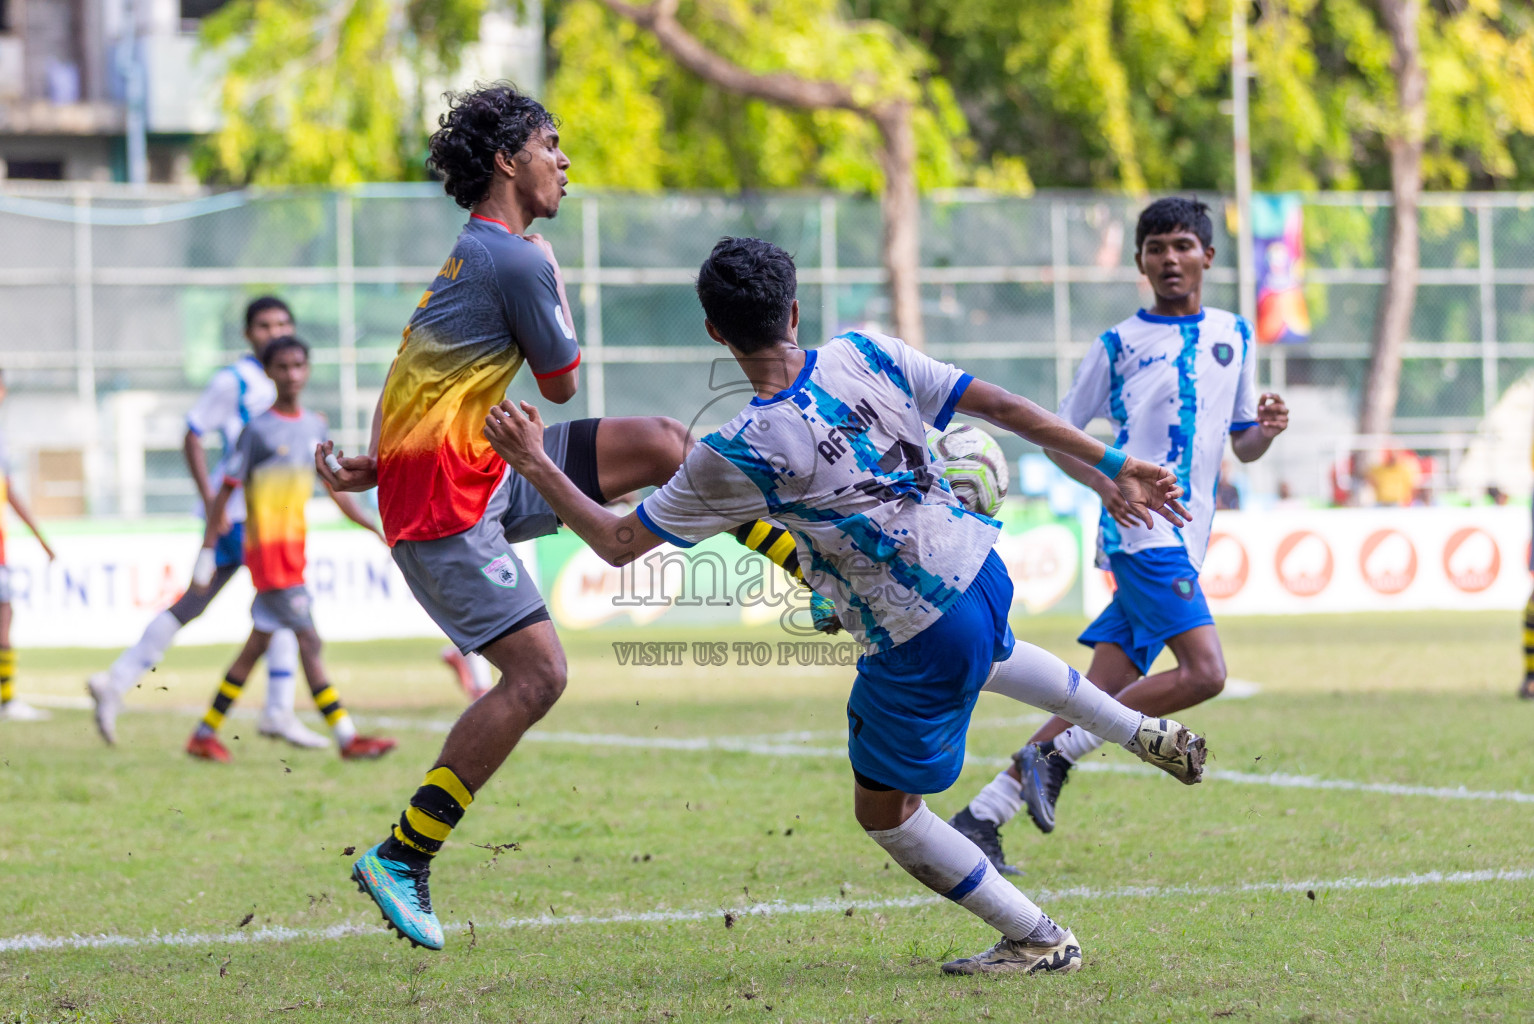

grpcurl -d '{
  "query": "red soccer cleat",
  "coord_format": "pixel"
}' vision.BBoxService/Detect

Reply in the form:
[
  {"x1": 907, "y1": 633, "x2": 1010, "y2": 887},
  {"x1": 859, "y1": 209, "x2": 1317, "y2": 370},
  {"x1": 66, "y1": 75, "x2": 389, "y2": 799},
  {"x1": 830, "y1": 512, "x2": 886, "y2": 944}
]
[
  {"x1": 186, "y1": 733, "x2": 232, "y2": 763},
  {"x1": 340, "y1": 735, "x2": 397, "y2": 760}
]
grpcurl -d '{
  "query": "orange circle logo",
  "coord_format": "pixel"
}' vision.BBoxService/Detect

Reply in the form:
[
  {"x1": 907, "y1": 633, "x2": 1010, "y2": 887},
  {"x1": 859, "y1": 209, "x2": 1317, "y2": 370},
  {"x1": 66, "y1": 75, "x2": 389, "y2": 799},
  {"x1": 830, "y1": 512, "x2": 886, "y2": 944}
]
[
  {"x1": 1202, "y1": 532, "x2": 1249, "y2": 599},
  {"x1": 1359, "y1": 529, "x2": 1417, "y2": 595},
  {"x1": 1443, "y1": 527, "x2": 1500, "y2": 593},
  {"x1": 1275, "y1": 530, "x2": 1333, "y2": 596}
]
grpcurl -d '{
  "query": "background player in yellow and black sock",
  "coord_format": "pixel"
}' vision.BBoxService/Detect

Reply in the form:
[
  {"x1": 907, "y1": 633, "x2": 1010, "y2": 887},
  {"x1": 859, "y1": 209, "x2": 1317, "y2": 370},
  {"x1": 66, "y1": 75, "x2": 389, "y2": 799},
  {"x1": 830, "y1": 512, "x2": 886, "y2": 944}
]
[
  {"x1": 1520, "y1": 591, "x2": 1534, "y2": 699},
  {"x1": 187, "y1": 336, "x2": 395, "y2": 762},
  {"x1": 0, "y1": 368, "x2": 59, "y2": 723}
]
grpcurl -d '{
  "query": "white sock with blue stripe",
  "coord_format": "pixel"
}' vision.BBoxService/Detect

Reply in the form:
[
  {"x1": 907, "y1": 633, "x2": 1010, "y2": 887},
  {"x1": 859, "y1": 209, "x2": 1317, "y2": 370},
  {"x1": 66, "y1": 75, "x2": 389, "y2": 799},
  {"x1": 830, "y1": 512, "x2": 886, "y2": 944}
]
[
  {"x1": 982, "y1": 642, "x2": 1141, "y2": 747},
  {"x1": 865, "y1": 801, "x2": 1043, "y2": 940},
  {"x1": 264, "y1": 629, "x2": 300, "y2": 715}
]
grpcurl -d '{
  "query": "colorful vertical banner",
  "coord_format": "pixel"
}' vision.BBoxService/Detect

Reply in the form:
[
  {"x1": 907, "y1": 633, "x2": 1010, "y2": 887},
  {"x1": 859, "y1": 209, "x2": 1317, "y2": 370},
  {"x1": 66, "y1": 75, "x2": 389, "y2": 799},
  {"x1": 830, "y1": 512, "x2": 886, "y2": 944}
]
[{"x1": 1252, "y1": 193, "x2": 1311, "y2": 345}]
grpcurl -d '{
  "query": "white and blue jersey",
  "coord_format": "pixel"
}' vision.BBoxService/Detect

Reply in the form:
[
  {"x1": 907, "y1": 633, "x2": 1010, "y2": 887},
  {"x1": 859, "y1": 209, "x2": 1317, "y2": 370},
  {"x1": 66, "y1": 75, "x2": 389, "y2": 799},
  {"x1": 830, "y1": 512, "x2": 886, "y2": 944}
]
[
  {"x1": 638, "y1": 331, "x2": 996, "y2": 654},
  {"x1": 185, "y1": 353, "x2": 276, "y2": 527},
  {"x1": 1059, "y1": 308, "x2": 1257, "y2": 572}
]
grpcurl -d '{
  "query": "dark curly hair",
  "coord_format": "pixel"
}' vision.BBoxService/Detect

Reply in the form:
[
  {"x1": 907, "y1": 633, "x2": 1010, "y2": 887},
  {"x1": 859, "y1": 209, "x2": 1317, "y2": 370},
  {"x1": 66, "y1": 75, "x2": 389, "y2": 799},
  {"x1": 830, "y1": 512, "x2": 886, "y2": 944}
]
[
  {"x1": 696, "y1": 237, "x2": 798, "y2": 354},
  {"x1": 1136, "y1": 196, "x2": 1214, "y2": 252},
  {"x1": 427, "y1": 83, "x2": 558, "y2": 210}
]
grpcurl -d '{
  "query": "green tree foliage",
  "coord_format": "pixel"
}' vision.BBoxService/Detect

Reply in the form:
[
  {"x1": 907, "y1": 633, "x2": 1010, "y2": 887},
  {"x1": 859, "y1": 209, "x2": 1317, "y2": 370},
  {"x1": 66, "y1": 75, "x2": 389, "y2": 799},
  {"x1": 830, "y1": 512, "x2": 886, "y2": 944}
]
[
  {"x1": 197, "y1": 0, "x2": 489, "y2": 185},
  {"x1": 544, "y1": 0, "x2": 1006, "y2": 194},
  {"x1": 860, "y1": 0, "x2": 1534, "y2": 193}
]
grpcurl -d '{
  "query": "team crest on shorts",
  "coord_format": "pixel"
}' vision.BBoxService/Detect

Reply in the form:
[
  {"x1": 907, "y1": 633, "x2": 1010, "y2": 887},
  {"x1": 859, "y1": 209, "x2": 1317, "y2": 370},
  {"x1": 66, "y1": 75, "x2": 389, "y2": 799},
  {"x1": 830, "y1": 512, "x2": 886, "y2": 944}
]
[
  {"x1": 1212, "y1": 342, "x2": 1234, "y2": 366},
  {"x1": 481, "y1": 553, "x2": 520, "y2": 588},
  {"x1": 1173, "y1": 578, "x2": 1196, "y2": 600}
]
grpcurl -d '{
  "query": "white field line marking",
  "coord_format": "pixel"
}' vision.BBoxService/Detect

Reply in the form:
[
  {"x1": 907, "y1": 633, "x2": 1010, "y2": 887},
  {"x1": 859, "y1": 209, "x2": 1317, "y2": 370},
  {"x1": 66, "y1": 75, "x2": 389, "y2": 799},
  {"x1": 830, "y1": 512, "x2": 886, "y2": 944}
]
[
  {"x1": 362, "y1": 717, "x2": 1534, "y2": 807},
  {"x1": 3, "y1": 866, "x2": 1529, "y2": 955}
]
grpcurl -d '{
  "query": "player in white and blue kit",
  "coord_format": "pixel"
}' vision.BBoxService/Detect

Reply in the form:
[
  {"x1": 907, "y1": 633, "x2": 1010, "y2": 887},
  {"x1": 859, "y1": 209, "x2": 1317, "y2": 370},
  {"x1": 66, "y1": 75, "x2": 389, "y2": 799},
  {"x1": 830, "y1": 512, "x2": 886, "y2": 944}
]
[
  {"x1": 482, "y1": 237, "x2": 1209, "y2": 976},
  {"x1": 88, "y1": 297, "x2": 319, "y2": 748},
  {"x1": 951, "y1": 198, "x2": 1289, "y2": 870}
]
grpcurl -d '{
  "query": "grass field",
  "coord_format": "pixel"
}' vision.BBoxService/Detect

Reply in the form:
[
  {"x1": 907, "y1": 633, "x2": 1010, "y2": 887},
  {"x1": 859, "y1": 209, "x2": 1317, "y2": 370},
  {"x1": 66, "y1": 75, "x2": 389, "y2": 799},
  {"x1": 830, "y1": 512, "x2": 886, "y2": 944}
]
[{"x1": 2, "y1": 612, "x2": 1531, "y2": 1022}]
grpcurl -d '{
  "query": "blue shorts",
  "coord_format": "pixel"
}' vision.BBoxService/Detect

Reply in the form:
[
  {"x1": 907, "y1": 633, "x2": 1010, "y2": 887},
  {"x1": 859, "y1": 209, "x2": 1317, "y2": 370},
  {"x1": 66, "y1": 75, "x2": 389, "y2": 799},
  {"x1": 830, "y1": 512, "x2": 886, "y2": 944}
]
[
  {"x1": 1080, "y1": 547, "x2": 1214, "y2": 676},
  {"x1": 847, "y1": 550, "x2": 1016, "y2": 794},
  {"x1": 214, "y1": 522, "x2": 245, "y2": 569}
]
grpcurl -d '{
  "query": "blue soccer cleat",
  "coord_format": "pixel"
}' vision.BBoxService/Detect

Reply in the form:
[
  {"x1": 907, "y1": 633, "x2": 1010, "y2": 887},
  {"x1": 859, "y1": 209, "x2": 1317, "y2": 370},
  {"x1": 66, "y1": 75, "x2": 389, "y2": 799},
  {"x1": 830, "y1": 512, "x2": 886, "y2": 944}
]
[
  {"x1": 351, "y1": 843, "x2": 445, "y2": 950},
  {"x1": 810, "y1": 591, "x2": 842, "y2": 634}
]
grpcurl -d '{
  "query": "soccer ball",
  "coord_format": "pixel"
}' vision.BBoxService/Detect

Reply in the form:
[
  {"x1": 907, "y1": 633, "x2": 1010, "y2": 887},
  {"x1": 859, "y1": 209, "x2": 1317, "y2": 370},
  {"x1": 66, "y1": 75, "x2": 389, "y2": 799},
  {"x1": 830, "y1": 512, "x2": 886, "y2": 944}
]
[{"x1": 927, "y1": 422, "x2": 1009, "y2": 516}]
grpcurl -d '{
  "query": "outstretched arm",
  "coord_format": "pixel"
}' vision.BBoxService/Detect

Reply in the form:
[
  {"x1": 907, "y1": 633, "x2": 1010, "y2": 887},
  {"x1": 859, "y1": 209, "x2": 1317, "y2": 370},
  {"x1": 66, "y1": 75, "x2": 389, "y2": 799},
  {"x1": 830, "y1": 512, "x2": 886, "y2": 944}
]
[
  {"x1": 956, "y1": 378, "x2": 1188, "y2": 527},
  {"x1": 482, "y1": 400, "x2": 664, "y2": 566},
  {"x1": 7, "y1": 480, "x2": 54, "y2": 561}
]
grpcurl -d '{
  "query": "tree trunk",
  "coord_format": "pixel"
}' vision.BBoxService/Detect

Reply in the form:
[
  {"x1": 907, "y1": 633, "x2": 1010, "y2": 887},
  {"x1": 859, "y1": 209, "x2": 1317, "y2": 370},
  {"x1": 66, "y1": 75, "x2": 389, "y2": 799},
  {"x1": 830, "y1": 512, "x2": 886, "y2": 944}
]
[
  {"x1": 873, "y1": 102, "x2": 924, "y2": 349},
  {"x1": 599, "y1": 0, "x2": 925, "y2": 348},
  {"x1": 1359, "y1": 0, "x2": 1426, "y2": 437}
]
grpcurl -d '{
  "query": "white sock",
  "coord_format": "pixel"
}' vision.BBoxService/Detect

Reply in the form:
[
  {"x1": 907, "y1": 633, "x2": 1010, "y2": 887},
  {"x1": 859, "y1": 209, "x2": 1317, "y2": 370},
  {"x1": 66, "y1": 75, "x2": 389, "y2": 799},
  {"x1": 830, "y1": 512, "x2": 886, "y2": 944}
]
[
  {"x1": 866, "y1": 801, "x2": 1044, "y2": 940},
  {"x1": 1052, "y1": 725, "x2": 1106, "y2": 764},
  {"x1": 982, "y1": 643, "x2": 1141, "y2": 747},
  {"x1": 107, "y1": 611, "x2": 182, "y2": 696},
  {"x1": 331, "y1": 712, "x2": 357, "y2": 746},
  {"x1": 264, "y1": 630, "x2": 299, "y2": 716},
  {"x1": 967, "y1": 769, "x2": 1023, "y2": 826},
  {"x1": 466, "y1": 651, "x2": 494, "y2": 696}
]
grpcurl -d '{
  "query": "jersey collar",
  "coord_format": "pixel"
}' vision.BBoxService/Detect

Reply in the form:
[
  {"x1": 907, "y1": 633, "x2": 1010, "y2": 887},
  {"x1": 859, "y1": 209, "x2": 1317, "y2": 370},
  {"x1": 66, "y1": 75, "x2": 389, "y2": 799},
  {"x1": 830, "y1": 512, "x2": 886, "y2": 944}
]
[
  {"x1": 470, "y1": 213, "x2": 513, "y2": 233},
  {"x1": 1137, "y1": 308, "x2": 1206, "y2": 325},
  {"x1": 749, "y1": 349, "x2": 817, "y2": 406}
]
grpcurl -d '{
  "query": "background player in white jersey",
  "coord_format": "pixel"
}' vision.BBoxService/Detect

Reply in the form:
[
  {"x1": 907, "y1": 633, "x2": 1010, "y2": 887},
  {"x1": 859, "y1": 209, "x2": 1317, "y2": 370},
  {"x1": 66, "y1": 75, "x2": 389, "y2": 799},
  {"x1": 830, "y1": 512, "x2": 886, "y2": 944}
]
[
  {"x1": 0, "y1": 369, "x2": 58, "y2": 722},
  {"x1": 88, "y1": 297, "x2": 320, "y2": 748},
  {"x1": 482, "y1": 236, "x2": 1208, "y2": 976},
  {"x1": 949, "y1": 197, "x2": 1289, "y2": 872}
]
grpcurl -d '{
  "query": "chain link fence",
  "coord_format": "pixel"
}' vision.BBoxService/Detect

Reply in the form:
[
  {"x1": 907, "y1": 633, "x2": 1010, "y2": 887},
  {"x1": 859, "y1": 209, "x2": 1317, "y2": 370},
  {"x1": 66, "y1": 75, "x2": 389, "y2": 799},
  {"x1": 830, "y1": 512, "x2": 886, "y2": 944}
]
[{"x1": 1, "y1": 183, "x2": 1531, "y2": 516}]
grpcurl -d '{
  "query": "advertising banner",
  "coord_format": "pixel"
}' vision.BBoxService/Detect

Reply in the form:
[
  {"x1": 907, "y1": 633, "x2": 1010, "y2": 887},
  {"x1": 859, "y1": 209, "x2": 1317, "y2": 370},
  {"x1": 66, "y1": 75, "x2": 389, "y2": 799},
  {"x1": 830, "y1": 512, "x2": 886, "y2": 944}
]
[
  {"x1": 1083, "y1": 505, "x2": 1529, "y2": 618},
  {"x1": 11, "y1": 499, "x2": 1084, "y2": 648}
]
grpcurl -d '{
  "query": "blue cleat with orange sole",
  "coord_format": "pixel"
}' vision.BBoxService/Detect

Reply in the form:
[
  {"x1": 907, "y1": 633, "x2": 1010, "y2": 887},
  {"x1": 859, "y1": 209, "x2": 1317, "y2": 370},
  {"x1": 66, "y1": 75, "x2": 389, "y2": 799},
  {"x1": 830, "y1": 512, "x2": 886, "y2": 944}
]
[{"x1": 351, "y1": 843, "x2": 445, "y2": 950}]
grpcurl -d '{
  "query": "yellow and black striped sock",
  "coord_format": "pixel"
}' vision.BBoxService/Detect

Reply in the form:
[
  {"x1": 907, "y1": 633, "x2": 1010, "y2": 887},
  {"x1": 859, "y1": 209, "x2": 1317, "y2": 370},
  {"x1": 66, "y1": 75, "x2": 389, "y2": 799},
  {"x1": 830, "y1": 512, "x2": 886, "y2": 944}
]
[
  {"x1": 0, "y1": 647, "x2": 14, "y2": 705},
  {"x1": 383, "y1": 766, "x2": 475, "y2": 860},
  {"x1": 309, "y1": 682, "x2": 355, "y2": 742},
  {"x1": 1522, "y1": 595, "x2": 1534, "y2": 680},
  {"x1": 734, "y1": 520, "x2": 803, "y2": 582},
  {"x1": 200, "y1": 673, "x2": 247, "y2": 733}
]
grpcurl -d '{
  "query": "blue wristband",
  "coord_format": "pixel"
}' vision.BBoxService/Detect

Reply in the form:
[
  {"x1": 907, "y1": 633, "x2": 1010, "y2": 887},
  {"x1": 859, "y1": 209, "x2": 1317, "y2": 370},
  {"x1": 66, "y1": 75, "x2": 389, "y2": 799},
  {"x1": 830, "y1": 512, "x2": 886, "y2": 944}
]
[{"x1": 1094, "y1": 446, "x2": 1127, "y2": 479}]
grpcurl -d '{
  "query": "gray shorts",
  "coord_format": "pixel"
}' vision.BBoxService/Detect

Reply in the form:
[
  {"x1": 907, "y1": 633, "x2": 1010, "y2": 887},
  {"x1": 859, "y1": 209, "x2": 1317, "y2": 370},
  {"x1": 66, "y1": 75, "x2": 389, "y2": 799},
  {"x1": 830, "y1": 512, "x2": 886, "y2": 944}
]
[
  {"x1": 392, "y1": 419, "x2": 603, "y2": 653},
  {"x1": 252, "y1": 586, "x2": 315, "y2": 634}
]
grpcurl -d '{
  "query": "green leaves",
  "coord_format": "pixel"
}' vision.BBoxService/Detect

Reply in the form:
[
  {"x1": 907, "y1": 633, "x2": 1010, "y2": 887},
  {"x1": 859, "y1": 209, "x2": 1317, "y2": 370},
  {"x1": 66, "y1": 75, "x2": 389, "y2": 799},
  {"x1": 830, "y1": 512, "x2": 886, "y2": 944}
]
[{"x1": 197, "y1": 0, "x2": 489, "y2": 185}]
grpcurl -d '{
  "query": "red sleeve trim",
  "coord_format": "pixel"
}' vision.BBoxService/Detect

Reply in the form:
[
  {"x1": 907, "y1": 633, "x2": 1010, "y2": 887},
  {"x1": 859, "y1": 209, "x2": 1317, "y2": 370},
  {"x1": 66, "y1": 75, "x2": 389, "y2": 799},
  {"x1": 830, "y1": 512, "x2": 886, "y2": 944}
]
[
  {"x1": 222, "y1": 476, "x2": 242, "y2": 488},
  {"x1": 532, "y1": 350, "x2": 581, "y2": 380}
]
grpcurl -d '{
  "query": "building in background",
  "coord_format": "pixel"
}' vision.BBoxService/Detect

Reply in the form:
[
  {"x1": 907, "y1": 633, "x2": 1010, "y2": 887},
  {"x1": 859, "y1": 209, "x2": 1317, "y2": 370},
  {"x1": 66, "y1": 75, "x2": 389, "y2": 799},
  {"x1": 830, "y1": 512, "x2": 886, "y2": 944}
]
[{"x1": 0, "y1": 0, "x2": 543, "y2": 184}]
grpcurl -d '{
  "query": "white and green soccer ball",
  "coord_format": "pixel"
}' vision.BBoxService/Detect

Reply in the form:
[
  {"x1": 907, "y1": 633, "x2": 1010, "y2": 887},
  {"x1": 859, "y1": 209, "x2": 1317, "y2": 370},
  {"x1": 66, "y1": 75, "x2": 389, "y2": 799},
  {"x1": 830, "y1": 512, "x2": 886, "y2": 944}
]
[{"x1": 927, "y1": 422, "x2": 1009, "y2": 517}]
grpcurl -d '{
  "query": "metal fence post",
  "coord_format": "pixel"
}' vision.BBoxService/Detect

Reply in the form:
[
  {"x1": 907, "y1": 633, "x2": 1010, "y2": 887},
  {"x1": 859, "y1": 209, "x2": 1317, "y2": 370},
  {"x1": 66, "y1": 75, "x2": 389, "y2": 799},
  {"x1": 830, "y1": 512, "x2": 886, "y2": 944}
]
[
  {"x1": 1051, "y1": 199, "x2": 1072, "y2": 399},
  {"x1": 73, "y1": 188, "x2": 98, "y2": 512},
  {"x1": 1478, "y1": 201, "x2": 1497, "y2": 416},
  {"x1": 336, "y1": 190, "x2": 360, "y2": 448},
  {"x1": 581, "y1": 195, "x2": 605, "y2": 418},
  {"x1": 820, "y1": 195, "x2": 838, "y2": 340}
]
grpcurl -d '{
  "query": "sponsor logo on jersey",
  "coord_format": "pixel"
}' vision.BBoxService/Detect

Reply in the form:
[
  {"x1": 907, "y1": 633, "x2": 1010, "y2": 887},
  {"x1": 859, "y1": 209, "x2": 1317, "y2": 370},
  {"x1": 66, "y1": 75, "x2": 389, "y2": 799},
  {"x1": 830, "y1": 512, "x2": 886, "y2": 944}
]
[{"x1": 555, "y1": 304, "x2": 574, "y2": 340}]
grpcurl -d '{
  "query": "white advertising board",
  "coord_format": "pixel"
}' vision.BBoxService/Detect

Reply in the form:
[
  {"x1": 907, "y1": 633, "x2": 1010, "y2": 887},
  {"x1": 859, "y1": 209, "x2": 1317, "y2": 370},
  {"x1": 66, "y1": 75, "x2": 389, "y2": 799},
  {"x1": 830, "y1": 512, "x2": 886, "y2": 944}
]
[
  {"x1": 1082, "y1": 505, "x2": 1530, "y2": 617},
  {"x1": 1, "y1": 520, "x2": 530, "y2": 648}
]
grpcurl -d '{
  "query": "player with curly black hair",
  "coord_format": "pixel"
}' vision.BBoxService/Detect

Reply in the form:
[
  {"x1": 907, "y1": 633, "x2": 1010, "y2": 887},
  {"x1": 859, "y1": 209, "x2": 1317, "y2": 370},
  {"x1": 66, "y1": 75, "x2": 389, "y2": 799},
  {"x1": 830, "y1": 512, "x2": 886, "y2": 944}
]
[{"x1": 319, "y1": 83, "x2": 799, "y2": 950}]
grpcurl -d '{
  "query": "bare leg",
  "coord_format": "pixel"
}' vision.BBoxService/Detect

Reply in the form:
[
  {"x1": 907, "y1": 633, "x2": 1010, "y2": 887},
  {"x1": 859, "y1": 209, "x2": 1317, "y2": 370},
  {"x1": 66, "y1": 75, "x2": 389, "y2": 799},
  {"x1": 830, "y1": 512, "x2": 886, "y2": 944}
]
[
  {"x1": 427, "y1": 620, "x2": 567, "y2": 791},
  {"x1": 592, "y1": 417, "x2": 690, "y2": 500}
]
